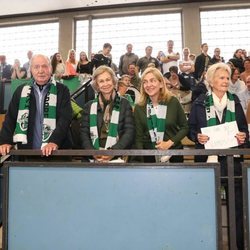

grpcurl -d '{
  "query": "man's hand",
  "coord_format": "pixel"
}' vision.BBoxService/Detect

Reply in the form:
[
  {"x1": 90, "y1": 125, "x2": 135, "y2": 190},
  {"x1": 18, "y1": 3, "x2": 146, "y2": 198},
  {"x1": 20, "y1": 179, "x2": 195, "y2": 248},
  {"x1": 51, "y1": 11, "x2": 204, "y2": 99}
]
[
  {"x1": 41, "y1": 142, "x2": 58, "y2": 157},
  {"x1": 0, "y1": 144, "x2": 12, "y2": 156}
]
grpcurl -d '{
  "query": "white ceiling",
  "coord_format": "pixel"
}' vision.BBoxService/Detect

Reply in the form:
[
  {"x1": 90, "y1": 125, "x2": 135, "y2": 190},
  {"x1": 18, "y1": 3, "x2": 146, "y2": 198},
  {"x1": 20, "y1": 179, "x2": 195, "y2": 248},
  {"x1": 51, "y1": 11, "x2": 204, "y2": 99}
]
[{"x1": 1, "y1": 0, "x2": 168, "y2": 17}]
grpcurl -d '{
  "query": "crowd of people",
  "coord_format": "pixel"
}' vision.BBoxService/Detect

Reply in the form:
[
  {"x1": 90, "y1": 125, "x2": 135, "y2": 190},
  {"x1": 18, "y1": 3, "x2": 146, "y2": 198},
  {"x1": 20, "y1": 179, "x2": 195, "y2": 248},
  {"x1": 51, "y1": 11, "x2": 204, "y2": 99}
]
[{"x1": 0, "y1": 41, "x2": 250, "y2": 249}]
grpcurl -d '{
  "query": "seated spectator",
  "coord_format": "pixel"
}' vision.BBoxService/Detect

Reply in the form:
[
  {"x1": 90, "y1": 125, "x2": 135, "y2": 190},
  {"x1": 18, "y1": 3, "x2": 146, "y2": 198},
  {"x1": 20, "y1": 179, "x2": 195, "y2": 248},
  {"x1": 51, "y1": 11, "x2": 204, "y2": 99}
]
[
  {"x1": 91, "y1": 43, "x2": 112, "y2": 69},
  {"x1": 210, "y1": 48, "x2": 225, "y2": 64},
  {"x1": 11, "y1": 59, "x2": 27, "y2": 79},
  {"x1": 76, "y1": 51, "x2": 93, "y2": 75},
  {"x1": 134, "y1": 67, "x2": 188, "y2": 163},
  {"x1": 117, "y1": 79, "x2": 135, "y2": 109},
  {"x1": 229, "y1": 67, "x2": 246, "y2": 95},
  {"x1": 0, "y1": 55, "x2": 12, "y2": 81},
  {"x1": 238, "y1": 75, "x2": 250, "y2": 114},
  {"x1": 167, "y1": 66, "x2": 192, "y2": 114},
  {"x1": 51, "y1": 52, "x2": 66, "y2": 80},
  {"x1": 137, "y1": 45, "x2": 160, "y2": 74},
  {"x1": 229, "y1": 49, "x2": 245, "y2": 73},
  {"x1": 65, "y1": 49, "x2": 78, "y2": 76},
  {"x1": 240, "y1": 57, "x2": 250, "y2": 83},
  {"x1": 127, "y1": 63, "x2": 141, "y2": 90},
  {"x1": 80, "y1": 65, "x2": 134, "y2": 162}
]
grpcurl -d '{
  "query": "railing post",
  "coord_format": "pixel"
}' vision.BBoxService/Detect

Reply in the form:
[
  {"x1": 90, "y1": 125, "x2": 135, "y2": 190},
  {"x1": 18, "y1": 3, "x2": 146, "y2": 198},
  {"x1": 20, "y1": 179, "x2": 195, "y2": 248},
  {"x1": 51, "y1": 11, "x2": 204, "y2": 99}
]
[{"x1": 227, "y1": 155, "x2": 237, "y2": 249}]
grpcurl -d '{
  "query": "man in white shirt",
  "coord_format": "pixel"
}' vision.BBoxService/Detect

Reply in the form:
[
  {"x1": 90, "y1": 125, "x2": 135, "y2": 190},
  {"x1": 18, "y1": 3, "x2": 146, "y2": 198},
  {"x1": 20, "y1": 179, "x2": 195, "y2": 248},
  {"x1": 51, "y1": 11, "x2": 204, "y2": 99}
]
[{"x1": 160, "y1": 40, "x2": 180, "y2": 78}]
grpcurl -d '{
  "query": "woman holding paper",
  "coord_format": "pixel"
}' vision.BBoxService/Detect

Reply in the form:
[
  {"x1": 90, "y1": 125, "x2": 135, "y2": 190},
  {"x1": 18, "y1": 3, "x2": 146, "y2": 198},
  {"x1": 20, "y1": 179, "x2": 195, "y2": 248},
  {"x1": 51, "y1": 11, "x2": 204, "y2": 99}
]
[
  {"x1": 80, "y1": 66, "x2": 134, "y2": 162},
  {"x1": 134, "y1": 67, "x2": 188, "y2": 163},
  {"x1": 188, "y1": 62, "x2": 248, "y2": 250}
]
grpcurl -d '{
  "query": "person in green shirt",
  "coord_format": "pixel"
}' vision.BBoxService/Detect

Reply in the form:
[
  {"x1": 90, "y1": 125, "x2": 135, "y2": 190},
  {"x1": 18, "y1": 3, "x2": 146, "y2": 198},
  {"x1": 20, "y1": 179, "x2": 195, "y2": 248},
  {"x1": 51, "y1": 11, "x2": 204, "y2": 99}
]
[{"x1": 134, "y1": 67, "x2": 188, "y2": 163}]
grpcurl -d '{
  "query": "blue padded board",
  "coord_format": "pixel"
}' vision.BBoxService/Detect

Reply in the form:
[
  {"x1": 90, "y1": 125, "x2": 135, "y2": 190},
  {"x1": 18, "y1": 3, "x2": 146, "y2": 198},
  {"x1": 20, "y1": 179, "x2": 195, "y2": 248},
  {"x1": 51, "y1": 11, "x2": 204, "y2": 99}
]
[{"x1": 7, "y1": 166, "x2": 217, "y2": 250}]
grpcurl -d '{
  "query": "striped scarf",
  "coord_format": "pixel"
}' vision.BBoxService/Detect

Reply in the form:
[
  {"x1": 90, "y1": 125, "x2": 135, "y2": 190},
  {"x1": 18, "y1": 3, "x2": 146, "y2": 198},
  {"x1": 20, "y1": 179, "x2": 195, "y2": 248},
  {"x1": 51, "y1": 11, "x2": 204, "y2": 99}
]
[
  {"x1": 146, "y1": 98, "x2": 167, "y2": 147},
  {"x1": 205, "y1": 91, "x2": 235, "y2": 126},
  {"x1": 90, "y1": 93, "x2": 120, "y2": 149},
  {"x1": 13, "y1": 80, "x2": 57, "y2": 148}
]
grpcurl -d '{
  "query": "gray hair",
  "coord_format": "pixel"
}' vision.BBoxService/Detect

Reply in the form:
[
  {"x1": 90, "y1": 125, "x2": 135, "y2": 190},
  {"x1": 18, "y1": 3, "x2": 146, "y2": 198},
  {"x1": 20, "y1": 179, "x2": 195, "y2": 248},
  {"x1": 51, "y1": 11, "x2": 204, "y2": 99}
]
[
  {"x1": 206, "y1": 62, "x2": 231, "y2": 87},
  {"x1": 92, "y1": 65, "x2": 118, "y2": 92}
]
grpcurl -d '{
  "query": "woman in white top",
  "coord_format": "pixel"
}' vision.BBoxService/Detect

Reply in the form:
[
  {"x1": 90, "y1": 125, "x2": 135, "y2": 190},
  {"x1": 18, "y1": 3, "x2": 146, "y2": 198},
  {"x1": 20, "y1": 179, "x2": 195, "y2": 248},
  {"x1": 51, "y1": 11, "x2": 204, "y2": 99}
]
[{"x1": 229, "y1": 67, "x2": 246, "y2": 95}]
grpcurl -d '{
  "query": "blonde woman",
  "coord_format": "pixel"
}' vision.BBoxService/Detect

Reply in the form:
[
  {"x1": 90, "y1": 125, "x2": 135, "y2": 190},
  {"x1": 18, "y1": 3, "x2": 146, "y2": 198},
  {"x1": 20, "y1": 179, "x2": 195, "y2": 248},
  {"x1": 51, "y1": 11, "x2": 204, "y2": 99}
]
[
  {"x1": 134, "y1": 67, "x2": 188, "y2": 162},
  {"x1": 80, "y1": 66, "x2": 134, "y2": 162},
  {"x1": 65, "y1": 49, "x2": 78, "y2": 76}
]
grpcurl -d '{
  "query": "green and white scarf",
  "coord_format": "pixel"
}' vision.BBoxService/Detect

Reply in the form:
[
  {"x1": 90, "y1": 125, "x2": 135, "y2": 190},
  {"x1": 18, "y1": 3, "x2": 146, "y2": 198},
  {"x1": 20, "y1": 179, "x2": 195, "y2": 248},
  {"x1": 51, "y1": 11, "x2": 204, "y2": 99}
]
[
  {"x1": 13, "y1": 80, "x2": 57, "y2": 148},
  {"x1": 90, "y1": 94, "x2": 120, "y2": 149},
  {"x1": 146, "y1": 98, "x2": 167, "y2": 147},
  {"x1": 205, "y1": 91, "x2": 235, "y2": 126}
]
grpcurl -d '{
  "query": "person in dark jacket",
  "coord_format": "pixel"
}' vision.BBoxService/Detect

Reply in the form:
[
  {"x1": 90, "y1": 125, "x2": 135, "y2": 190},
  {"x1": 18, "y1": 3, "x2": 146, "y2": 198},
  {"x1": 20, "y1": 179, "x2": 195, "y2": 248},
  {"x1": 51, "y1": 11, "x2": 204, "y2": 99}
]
[
  {"x1": 188, "y1": 62, "x2": 248, "y2": 250},
  {"x1": 0, "y1": 54, "x2": 72, "y2": 157},
  {"x1": 229, "y1": 49, "x2": 245, "y2": 73},
  {"x1": 80, "y1": 65, "x2": 134, "y2": 162}
]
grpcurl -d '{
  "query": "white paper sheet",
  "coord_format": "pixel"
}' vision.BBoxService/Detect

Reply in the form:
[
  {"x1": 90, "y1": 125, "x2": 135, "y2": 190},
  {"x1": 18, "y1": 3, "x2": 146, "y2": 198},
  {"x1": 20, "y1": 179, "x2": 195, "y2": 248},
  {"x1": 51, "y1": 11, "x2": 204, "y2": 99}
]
[{"x1": 201, "y1": 121, "x2": 239, "y2": 149}]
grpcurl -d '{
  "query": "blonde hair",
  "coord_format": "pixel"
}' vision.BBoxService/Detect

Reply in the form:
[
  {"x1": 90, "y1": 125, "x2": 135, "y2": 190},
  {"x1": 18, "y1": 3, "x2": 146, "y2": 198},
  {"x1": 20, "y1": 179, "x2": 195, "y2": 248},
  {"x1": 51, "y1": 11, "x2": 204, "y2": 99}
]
[
  {"x1": 206, "y1": 62, "x2": 231, "y2": 87},
  {"x1": 139, "y1": 67, "x2": 172, "y2": 106},
  {"x1": 92, "y1": 65, "x2": 118, "y2": 92}
]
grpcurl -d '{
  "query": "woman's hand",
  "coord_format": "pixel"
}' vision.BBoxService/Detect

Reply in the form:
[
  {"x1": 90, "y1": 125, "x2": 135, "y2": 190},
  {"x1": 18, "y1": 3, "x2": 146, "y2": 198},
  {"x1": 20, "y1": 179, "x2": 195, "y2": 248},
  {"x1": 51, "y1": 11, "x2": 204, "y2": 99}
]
[
  {"x1": 155, "y1": 140, "x2": 174, "y2": 150},
  {"x1": 235, "y1": 132, "x2": 246, "y2": 145},
  {"x1": 94, "y1": 155, "x2": 113, "y2": 162},
  {"x1": 197, "y1": 133, "x2": 209, "y2": 144}
]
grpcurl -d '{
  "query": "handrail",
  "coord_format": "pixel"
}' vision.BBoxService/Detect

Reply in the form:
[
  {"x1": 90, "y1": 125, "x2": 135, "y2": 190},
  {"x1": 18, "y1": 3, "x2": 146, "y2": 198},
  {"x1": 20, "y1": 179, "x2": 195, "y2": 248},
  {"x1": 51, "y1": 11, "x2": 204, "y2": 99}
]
[{"x1": 2, "y1": 148, "x2": 250, "y2": 157}]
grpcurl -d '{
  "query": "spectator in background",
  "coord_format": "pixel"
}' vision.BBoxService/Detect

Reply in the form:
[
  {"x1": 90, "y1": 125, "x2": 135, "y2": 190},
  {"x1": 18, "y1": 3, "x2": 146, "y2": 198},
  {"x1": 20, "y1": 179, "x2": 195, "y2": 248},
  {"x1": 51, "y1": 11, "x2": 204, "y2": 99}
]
[
  {"x1": 242, "y1": 49, "x2": 248, "y2": 61},
  {"x1": 229, "y1": 67, "x2": 246, "y2": 95},
  {"x1": 127, "y1": 63, "x2": 141, "y2": 90},
  {"x1": 179, "y1": 47, "x2": 195, "y2": 75},
  {"x1": 240, "y1": 57, "x2": 250, "y2": 83},
  {"x1": 23, "y1": 50, "x2": 33, "y2": 78},
  {"x1": 0, "y1": 55, "x2": 12, "y2": 81},
  {"x1": 65, "y1": 49, "x2": 78, "y2": 76},
  {"x1": 51, "y1": 52, "x2": 66, "y2": 80},
  {"x1": 160, "y1": 40, "x2": 180, "y2": 78},
  {"x1": 137, "y1": 46, "x2": 160, "y2": 74},
  {"x1": 194, "y1": 43, "x2": 211, "y2": 81},
  {"x1": 210, "y1": 48, "x2": 225, "y2": 64},
  {"x1": 229, "y1": 49, "x2": 245, "y2": 73},
  {"x1": 11, "y1": 59, "x2": 27, "y2": 79},
  {"x1": 91, "y1": 43, "x2": 112, "y2": 69},
  {"x1": 189, "y1": 53, "x2": 196, "y2": 62},
  {"x1": 0, "y1": 54, "x2": 72, "y2": 156},
  {"x1": 76, "y1": 51, "x2": 93, "y2": 75},
  {"x1": 238, "y1": 75, "x2": 250, "y2": 114},
  {"x1": 119, "y1": 43, "x2": 139, "y2": 76}
]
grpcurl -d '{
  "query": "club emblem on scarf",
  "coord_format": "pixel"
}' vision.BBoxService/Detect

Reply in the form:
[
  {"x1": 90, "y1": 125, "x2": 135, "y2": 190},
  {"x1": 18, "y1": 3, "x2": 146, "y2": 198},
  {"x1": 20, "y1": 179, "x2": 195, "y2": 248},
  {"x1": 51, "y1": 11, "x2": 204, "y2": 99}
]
[
  {"x1": 17, "y1": 113, "x2": 29, "y2": 131},
  {"x1": 42, "y1": 124, "x2": 53, "y2": 142}
]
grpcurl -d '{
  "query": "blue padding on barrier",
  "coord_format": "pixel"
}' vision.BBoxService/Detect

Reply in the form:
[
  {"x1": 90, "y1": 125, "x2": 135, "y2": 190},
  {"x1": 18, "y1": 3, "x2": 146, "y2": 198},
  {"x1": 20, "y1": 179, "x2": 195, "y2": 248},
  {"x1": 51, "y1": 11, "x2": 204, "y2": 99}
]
[{"x1": 7, "y1": 166, "x2": 217, "y2": 250}]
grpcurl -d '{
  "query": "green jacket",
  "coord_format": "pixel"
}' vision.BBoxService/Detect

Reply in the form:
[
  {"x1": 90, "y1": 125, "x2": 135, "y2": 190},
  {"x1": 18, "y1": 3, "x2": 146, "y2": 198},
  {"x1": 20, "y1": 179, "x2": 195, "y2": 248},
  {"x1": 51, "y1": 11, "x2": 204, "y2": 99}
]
[{"x1": 134, "y1": 96, "x2": 188, "y2": 150}]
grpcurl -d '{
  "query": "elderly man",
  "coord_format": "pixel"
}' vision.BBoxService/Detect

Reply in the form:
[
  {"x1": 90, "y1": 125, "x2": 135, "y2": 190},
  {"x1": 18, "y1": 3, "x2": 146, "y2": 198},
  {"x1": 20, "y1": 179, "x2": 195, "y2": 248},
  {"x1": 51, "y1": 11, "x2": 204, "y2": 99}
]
[{"x1": 0, "y1": 54, "x2": 72, "y2": 156}]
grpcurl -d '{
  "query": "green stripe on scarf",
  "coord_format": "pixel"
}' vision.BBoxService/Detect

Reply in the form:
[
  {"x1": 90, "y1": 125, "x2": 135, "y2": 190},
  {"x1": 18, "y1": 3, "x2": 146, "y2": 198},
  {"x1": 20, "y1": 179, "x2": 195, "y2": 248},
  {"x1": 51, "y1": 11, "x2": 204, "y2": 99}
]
[
  {"x1": 205, "y1": 91, "x2": 235, "y2": 127},
  {"x1": 146, "y1": 98, "x2": 167, "y2": 147},
  {"x1": 13, "y1": 79, "x2": 57, "y2": 147},
  {"x1": 90, "y1": 95, "x2": 120, "y2": 149}
]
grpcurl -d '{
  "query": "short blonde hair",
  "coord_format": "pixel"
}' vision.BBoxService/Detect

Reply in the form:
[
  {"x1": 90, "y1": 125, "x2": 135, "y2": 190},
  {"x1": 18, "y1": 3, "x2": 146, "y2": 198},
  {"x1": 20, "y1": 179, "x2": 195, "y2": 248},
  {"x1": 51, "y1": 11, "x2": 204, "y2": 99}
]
[
  {"x1": 206, "y1": 62, "x2": 231, "y2": 87},
  {"x1": 92, "y1": 65, "x2": 117, "y2": 92},
  {"x1": 139, "y1": 67, "x2": 172, "y2": 106}
]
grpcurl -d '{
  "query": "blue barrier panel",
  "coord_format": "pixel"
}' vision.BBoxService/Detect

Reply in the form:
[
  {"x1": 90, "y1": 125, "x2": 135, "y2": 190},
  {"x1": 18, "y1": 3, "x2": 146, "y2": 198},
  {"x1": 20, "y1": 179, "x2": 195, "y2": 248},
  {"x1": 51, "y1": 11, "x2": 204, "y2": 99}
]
[{"x1": 5, "y1": 164, "x2": 218, "y2": 250}]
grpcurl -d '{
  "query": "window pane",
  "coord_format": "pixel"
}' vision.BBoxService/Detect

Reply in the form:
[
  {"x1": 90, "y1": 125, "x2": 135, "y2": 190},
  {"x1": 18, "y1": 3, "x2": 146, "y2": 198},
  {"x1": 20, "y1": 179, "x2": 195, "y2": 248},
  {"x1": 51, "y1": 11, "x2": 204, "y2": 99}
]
[
  {"x1": 0, "y1": 22, "x2": 59, "y2": 65},
  {"x1": 201, "y1": 9, "x2": 250, "y2": 62},
  {"x1": 75, "y1": 20, "x2": 89, "y2": 59},
  {"x1": 76, "y1": 13, "x2": 182, "y2": 66}
]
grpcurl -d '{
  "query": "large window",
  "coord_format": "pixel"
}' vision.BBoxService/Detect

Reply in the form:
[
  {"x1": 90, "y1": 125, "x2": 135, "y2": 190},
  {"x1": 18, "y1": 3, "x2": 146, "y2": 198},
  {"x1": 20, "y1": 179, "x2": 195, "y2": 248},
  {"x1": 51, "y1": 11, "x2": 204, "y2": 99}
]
[
  {"x1": 75, "y1": 20, "x2": 89, "y2": 59},
  {"x1": 201, "y1": 8, "x2": 250, "y2": 62},
  {"x1": 0, "y1": 22, "x2": 59, "y2": 66},
  {"x1": 76, "y1": 13, "x2": 182, "y2": 65}
]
